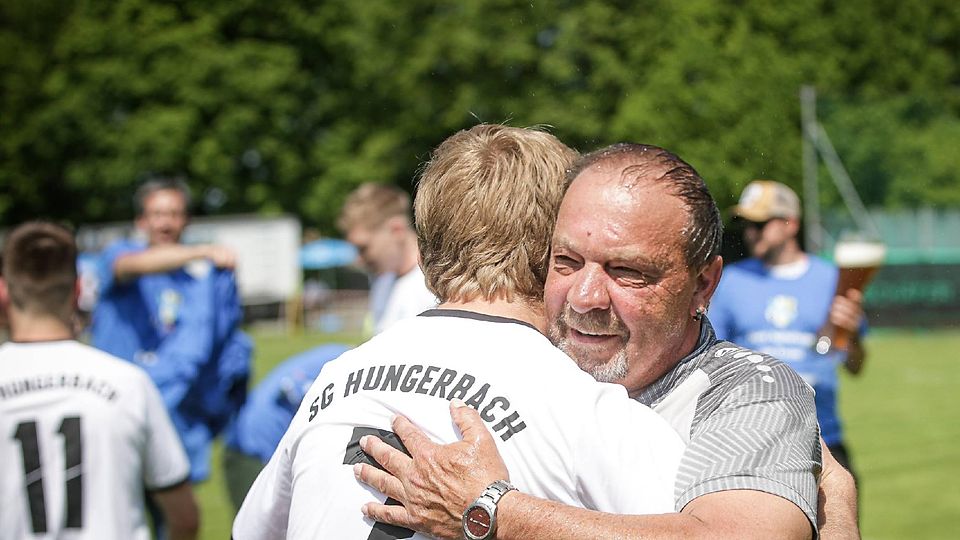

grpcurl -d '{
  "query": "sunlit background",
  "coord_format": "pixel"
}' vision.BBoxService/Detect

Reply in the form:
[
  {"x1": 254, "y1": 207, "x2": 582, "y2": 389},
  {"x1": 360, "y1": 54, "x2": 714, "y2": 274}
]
[{"x1": 2, "y1": 1, "x2": 958, "y2": 538}]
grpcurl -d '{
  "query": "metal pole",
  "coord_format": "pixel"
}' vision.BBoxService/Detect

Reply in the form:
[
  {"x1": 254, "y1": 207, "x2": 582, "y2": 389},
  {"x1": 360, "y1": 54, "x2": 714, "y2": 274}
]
[
  {"x1": 800, "y1": 85, "x2": 823, "y2": 254},
  {"x1": 812, "y1": 123, "x2": 882, "y2": 239}
]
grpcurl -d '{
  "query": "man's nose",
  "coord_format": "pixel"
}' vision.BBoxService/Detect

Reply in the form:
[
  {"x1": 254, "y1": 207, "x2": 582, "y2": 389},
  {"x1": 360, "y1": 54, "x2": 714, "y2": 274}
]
[{"x1": 567, "y1": 265, "x2": 611, "y2": 314}]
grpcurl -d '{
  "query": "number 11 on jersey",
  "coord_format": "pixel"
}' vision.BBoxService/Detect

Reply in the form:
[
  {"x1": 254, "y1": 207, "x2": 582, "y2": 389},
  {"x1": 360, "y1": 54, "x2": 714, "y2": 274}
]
[{"x1": 12, "y1": 416, "x2": 84, "y2": 533}]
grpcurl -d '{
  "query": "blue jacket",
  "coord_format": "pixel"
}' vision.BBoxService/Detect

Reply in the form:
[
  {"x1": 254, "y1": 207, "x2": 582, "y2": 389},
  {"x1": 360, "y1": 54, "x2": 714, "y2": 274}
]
[
  {"x1": 91, "y1": 239, "x2": 252, "y2": 481},
  {"x1": 225, "y1": 344, "x2": 352, "y2": 462}
]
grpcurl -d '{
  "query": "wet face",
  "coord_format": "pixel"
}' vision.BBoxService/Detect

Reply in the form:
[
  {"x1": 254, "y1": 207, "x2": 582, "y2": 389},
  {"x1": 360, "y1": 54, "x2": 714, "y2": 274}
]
[
  {"x1": 346, "y1": 218, "x2": 404, "y2": 275},
  {"x1": 137, "y1": 189, "x2": 188, "y2": 246},
  {"x1": 545, "y1": 167, "x2": 706, "y2": 395}
]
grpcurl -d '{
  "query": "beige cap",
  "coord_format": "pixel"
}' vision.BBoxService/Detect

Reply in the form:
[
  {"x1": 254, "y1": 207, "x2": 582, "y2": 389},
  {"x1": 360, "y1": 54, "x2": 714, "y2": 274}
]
[{"x1": 732, "y1": 180, "x2": 801, "y2": 221}]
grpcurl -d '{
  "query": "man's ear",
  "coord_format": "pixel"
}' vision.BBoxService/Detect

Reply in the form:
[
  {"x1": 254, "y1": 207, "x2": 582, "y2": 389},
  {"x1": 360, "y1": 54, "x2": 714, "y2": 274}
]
[
  {"x1": 693, "y1": 255, "x2": 723, "y2": 310},
  {"x1": 785, "y1": 217, "x2": 801, "y2": 237},
  {"x1": 0, "y1": 277, "x2": 8, "y2": 307}
]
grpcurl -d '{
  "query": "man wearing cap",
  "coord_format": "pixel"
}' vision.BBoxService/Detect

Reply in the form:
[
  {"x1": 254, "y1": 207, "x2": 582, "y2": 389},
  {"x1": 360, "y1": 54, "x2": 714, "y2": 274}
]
[{"x1": 709, "y1": 179, "x2": 867, "y2": 475}]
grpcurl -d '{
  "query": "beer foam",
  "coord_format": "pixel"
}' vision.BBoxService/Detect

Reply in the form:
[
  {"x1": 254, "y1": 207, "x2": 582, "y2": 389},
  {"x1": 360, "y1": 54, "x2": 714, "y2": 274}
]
[{"x1": 834, "y1": 241, "x2": 886, "y2": 268}]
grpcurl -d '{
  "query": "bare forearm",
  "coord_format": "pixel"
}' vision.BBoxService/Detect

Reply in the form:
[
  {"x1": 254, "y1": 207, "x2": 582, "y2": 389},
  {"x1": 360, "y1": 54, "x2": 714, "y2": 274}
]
[
  {"x1": 496, "y1": 490, "x2": 812, "y2": 540},
  {"x1": 496, "y1": 493, "x2": 699, "y2": 540},
  {"x1": 152, "y1": 483, "x2": 200, "y2": 540},
  {"x1": 168, "y1": 524, "x2": 199, "y2": 540},
  {"x1": 114, "y1": 245, "x2": 208, "y2": 280},
  {"x1": 818, "y1": 441, "x2": 861, "y2": 539}
]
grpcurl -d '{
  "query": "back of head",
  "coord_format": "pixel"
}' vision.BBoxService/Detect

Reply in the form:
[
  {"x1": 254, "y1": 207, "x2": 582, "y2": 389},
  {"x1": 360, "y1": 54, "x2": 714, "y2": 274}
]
[
  {"x1": 337, "y1": 183, "x2": 412, "y2": 233},
  {"x1": 568, "y1": 143, "x2": 723, "y2": 273},
  {"x1": 2, "y1": 222, "x2": 77, "y2": 318},
  {"x1": 415, "y1": 124, "x2": 577, "y2": 303}
]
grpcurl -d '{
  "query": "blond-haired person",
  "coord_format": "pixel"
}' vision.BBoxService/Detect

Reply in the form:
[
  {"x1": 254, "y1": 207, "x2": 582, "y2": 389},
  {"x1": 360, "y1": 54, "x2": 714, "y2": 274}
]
[{"x1": 338, "y1": 183, "x2": 437, "y2": 334}]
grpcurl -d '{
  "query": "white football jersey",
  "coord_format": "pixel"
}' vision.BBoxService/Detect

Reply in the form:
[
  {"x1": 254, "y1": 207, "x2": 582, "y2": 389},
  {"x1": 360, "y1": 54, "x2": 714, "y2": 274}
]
[
  {"x1": 234, "y1": 310, "x2": 684, "y2": 539},
  {"x1": 374, "y1": 266, "x2": 438, "y2": 334},
  {"x1": 0, "y1": 340, "x2": 190, "y2": 540}
]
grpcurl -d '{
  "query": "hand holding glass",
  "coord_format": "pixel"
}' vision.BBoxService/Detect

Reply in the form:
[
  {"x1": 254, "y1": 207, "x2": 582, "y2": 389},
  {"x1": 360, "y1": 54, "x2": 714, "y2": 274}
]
[{"x1": 815, "y1": 239, "x2": 885, "y2": 355}]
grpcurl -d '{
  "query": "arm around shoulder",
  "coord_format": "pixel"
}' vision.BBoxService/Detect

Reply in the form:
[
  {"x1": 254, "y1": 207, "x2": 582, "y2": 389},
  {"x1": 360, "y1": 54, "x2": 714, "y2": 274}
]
[{"x1": 492, "y1": 488, "x2": 812, "y2": 540}]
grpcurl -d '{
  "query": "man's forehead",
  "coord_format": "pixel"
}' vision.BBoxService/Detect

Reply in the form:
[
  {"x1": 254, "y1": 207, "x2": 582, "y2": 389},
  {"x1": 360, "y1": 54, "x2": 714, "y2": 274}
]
[
  {"x1": 576, "y1": 159, "x2": 674, "y2": 191},
  {"x1": 144, "y1": 189, "x2": 187, "y2": 209}
]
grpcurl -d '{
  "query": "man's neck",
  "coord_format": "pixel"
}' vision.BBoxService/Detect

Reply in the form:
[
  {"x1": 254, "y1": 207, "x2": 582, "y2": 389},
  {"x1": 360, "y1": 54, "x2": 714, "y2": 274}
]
[
  {"x1": 438, "y1": 298, "x2": 546, "y2": 334},
  {"x1": 8, "y1": 312, "x2": 74, "y2": 342}
]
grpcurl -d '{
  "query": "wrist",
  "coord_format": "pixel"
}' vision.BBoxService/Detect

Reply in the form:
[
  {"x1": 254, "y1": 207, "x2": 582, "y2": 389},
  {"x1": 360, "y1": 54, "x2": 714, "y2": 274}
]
[{"x1": 462, "y1": 480, "x2": 517, "y2": 540}]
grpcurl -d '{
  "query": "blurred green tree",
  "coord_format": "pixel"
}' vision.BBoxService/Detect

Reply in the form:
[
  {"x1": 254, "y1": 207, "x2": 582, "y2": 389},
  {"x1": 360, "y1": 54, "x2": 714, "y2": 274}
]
[{"x1": 1, "y1": 0, "x2": 957, "y2": 231}]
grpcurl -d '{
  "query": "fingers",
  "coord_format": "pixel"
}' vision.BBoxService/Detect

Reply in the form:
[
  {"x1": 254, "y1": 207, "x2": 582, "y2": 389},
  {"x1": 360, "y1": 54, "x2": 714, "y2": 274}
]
[
  {"x1": 361, "y1": 501, "x2": 416, "y2": 530},
  {"x1": 830, "y1": 294, "x2": 864, "y2": 331},
  {"x1": 450, "y1": 398, "x2": 492, "y2": 445},
  {"x1": 360, "y1": 434, "x2": 412, "y2": 476},
  {"x1": 843, "y1": 288, "x2": 864, "y2": 304},
  {"x1": 354, "y1": 463, "x2": 406, "y2": 501},
  {"x1": 391, "y1": 414, "x2": 432, "y2": 455},
  {"x1": 206, "y1": 245, "x2": 237, "y2": 269}
]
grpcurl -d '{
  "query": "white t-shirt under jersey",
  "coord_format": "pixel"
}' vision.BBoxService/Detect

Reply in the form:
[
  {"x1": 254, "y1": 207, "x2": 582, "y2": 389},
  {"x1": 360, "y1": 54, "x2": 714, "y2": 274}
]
[
  {"x1": 374, "y1": 266, "x2": 438, "y2": 334},
  {"x1": 234, "y1": 309, "x2": 684, "y2": 539},
  {"x1": 0, "y1": 340, "x2": 190, "y2": 540}
]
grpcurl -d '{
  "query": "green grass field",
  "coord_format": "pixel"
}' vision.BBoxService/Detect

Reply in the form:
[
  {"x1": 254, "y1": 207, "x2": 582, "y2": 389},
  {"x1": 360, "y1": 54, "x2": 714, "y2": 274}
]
[{"x1": 196, "y1": 328, "x2": 960, "y2": 539}]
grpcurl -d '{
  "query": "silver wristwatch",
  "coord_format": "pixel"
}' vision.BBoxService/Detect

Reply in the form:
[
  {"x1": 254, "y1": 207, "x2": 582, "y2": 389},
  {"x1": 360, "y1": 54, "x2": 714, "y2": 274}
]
[{"x1": 461, "y1": 480, "x2": 517, "y2": 540}]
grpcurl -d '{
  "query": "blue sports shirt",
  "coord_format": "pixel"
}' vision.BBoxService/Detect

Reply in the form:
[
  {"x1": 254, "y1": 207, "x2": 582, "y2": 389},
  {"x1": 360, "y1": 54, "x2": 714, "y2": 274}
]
[{"x1": 709, "y1": 256, "x2": 864, "y2": 446}]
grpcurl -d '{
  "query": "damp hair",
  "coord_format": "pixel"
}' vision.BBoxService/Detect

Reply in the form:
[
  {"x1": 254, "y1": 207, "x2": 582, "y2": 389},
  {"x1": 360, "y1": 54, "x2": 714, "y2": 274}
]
[{"x1": 567, "y1": 143, "x2": 723, "y2": 272}]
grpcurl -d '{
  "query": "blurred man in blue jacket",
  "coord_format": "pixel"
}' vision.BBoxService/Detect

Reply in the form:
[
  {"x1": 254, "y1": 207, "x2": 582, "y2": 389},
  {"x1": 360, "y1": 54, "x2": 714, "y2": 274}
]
[{"x1": 91, "y1": 177, "x2": 252, "y2": 483}]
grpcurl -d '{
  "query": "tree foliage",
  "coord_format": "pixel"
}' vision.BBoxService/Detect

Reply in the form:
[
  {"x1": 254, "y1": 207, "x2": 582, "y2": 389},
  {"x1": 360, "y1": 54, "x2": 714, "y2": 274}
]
[{"x1": 2, "y1": 0, "x2": 958, "y2": 230}]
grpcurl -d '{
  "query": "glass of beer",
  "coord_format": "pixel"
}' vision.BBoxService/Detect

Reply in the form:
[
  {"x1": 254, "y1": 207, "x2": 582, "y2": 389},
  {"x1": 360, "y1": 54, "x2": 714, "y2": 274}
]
[{"x1": 814, "y1": 236, "x2": 886, "y2": 355}]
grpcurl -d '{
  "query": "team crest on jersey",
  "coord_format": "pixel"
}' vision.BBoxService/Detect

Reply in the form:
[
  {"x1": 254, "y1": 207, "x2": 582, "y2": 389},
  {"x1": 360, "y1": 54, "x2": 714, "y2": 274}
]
[
  {"x1": 764, "y1": 295, "x2": 798, "y2": 328},
  {"x1": 158, "y1": 288, "x2": 182, "y2": 330}
]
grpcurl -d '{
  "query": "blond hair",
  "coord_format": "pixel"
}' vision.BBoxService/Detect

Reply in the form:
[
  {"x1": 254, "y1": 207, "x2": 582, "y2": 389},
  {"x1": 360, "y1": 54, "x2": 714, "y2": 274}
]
[
  {"x1": 415, "y1": 124, "x2": 577, "y2": 303},
  {"x1": 336, "y1": 183, "x2": 412, "y2": 233}
]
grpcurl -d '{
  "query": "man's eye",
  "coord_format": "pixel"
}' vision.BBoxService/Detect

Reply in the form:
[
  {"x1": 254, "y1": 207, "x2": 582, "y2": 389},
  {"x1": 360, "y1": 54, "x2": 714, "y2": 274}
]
[{"x1": 610, "y1": 267, "x2": 647, "y2": 283}]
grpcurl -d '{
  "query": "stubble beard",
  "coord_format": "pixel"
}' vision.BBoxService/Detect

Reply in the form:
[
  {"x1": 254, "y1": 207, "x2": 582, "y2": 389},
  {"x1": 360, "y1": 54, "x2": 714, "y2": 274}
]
[{"x1": 548, "y1": 306, "x2": 631, "y2": 384}]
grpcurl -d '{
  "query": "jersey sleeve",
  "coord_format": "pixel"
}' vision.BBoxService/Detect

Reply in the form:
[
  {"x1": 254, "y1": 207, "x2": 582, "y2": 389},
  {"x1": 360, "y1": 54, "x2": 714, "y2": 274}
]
[
  {"x1": 675, "y1": 363, "x2": 821, "y2": 529},
  {"x1": 573, "y1": 385, "x2": 685, "y2": 515},
  {"x1": 232, "y1": 440, "x2": 294, "y2": 539},
  {"x1": 140, "y1": 371, "x2": 191, "y2": 490}
]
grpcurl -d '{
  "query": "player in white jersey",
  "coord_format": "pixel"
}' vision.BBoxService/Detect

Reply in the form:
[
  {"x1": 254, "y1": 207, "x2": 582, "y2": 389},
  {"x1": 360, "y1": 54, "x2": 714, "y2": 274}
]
[
  {"x1": 233, "y1": 125, "x2": 685, "y2": 539},
  {"x1": 337, "y1": 183, "x2": 438, "y2": 335},
  {"x1": 0, "y1": 221, "x2": 198, "y2": 540}
]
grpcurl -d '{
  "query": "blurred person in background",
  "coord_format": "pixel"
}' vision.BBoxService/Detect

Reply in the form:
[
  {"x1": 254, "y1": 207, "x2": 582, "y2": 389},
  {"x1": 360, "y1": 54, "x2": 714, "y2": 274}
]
[
  {"x1": 0, "y1": 221, "x2": 198, "y2": 540},
  {"x1": 91, "y1": 177, "x2": 252, "y2": 483},
  {"x1": 337, "y1": 183, "x2": 437, "y2": 334},
  {"x1": 709, "y1": 179, "x2": 866, "y2": 477},
  {"x1": 222, "y1": 343, "x2": 352, "y2": 510}
]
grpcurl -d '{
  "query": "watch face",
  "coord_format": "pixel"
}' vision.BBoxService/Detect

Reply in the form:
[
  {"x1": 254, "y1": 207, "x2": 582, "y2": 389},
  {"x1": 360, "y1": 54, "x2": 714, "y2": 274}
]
[{"x1": 464, "y1": 505, "x2": 492, "y2": 539}]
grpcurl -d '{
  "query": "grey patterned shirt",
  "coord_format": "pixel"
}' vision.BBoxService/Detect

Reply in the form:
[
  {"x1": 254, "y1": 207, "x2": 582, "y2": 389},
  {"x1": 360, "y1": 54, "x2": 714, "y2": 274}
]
[{"x1": 637, "y1": 319, "x2": 821, "y2": 530}]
